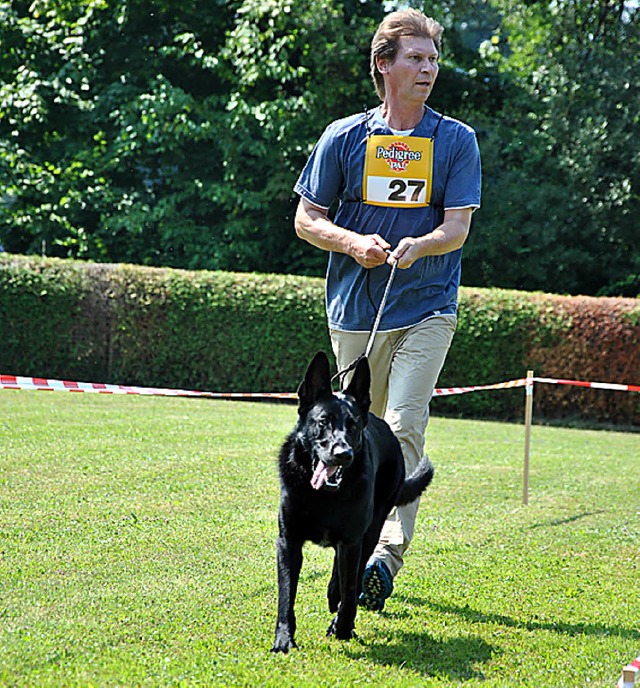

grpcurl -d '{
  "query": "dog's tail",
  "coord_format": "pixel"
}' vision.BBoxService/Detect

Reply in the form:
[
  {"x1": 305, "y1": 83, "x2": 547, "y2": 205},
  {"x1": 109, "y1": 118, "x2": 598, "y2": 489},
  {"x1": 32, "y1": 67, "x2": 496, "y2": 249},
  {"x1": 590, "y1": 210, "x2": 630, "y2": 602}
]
[{"x1": 396, "y1": 455, "x2": 435, "y2": 506}]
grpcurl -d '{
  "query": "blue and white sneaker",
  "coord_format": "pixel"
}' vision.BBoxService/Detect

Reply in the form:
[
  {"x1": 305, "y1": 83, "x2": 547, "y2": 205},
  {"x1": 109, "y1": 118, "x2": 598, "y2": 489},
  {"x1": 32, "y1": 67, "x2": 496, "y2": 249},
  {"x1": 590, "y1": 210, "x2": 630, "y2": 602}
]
[{"x1": 359, "y1": 560, "x2": 394, "y2": 611}]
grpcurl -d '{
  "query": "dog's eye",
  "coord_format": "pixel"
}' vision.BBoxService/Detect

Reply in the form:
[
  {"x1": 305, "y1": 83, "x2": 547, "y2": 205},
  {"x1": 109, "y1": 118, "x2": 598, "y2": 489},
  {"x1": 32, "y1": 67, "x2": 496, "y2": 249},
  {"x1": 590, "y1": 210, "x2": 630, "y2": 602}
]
[{"x1": 346, "y1": 418, "x2": 359, "y2": 432}]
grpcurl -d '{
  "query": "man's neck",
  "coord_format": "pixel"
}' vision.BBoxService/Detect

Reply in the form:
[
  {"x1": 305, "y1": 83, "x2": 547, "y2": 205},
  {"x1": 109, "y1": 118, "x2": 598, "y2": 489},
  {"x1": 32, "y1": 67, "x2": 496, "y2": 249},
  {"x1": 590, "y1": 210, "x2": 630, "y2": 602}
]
[{"x1": 380, "y1": 101, "x2": 426, "y2": 131}]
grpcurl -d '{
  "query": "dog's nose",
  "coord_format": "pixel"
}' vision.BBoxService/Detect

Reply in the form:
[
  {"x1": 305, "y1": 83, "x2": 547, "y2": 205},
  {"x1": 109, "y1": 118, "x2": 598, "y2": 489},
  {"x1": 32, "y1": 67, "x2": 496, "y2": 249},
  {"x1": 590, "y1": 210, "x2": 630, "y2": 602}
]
[{"x1": 332, "y1": 446, "x2": 353, "y2": 464}]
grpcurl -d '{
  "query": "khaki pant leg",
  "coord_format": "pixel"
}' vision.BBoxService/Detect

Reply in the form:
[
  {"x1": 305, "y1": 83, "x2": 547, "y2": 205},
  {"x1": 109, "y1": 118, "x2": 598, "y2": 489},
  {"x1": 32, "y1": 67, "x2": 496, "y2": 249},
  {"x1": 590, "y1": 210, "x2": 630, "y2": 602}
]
[{"x1": 371, "y1": 315, "x2": 457, "y2": 577}]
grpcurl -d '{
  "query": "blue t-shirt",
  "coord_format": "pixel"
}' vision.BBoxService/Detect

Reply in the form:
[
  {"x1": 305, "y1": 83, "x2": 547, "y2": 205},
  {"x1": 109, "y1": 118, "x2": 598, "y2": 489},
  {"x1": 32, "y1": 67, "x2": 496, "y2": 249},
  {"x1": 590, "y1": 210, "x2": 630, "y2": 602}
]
[{"x1": 294, "y1": 106, "x2": 481, "y2": 332}]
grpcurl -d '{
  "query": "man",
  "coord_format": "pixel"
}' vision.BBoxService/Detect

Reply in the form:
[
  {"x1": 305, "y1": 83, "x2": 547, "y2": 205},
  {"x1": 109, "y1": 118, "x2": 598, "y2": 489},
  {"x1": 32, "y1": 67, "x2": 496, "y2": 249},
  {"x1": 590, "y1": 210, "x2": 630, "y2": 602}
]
[{"x1": 293, "y1": 9, "x2": 481, "y2": 610}]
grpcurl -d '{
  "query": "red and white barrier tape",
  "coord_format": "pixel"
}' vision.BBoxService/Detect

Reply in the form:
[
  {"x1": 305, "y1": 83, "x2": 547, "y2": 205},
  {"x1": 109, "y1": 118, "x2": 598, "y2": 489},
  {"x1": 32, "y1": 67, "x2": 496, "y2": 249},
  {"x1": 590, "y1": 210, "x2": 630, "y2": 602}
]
[
  {"x1": 617, "y1": 655, "x2": 640, "y2": 688},
  {"x1": 0, "y1": 374, "x2": 297, "y2": 400},
  {"x1": 0, "y1": 375, "x2": 293, "y2": 400},
  {"x1": 433, "y1": 378, "x2": 527, "y2": 396},
  {"x1": 1, "y1": 373, "x2": 638, "y2": 401},
  {"x1": 534, "y1": 377, "x2": 640, "y2": 394}
]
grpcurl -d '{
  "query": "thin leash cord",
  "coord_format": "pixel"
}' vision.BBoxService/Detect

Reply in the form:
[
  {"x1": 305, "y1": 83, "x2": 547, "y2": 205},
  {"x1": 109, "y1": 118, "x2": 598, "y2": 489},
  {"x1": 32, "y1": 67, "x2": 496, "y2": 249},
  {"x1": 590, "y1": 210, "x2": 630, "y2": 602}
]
[
  {"x1": 365, "y1": 259, "x2": 397, "y2": 357},
  {"x1": 331, "y1": 257, "x2": 398, "y2": 389}
]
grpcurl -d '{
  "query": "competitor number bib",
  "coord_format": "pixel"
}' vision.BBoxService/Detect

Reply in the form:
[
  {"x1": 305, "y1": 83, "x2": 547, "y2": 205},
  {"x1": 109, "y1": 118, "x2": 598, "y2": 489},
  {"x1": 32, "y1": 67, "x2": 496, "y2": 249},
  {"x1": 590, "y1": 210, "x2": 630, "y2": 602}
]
[{"x1": 362, "y1": 135, "x2": 434, "y2": 208}]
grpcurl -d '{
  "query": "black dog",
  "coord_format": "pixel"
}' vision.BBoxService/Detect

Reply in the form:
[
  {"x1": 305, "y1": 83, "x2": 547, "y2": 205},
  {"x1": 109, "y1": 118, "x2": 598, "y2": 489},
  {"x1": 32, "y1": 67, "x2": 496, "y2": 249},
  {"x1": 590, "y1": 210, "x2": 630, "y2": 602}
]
[{"x1": 271, "y1": 351, "x2": 434, "y2": 653}]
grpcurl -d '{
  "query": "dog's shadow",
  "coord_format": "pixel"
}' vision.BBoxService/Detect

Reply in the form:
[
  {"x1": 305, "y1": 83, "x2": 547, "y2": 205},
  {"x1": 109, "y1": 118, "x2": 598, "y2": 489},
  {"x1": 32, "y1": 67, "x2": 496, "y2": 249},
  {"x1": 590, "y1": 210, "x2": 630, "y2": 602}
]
[
  {"x1": 347, "y1": 590, "x2": 639, "y2": 680},
  {"x1": 347, "y1": 625, "x2": 494, "y2": 681},
  {"x1": 414, "y1": 596, "x2": 639, "y2": 640}
]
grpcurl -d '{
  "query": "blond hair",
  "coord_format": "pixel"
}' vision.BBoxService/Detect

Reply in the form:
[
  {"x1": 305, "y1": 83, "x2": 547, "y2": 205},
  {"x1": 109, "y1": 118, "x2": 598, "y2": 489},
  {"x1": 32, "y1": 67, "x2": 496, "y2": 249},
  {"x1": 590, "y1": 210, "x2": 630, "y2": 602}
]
[{"x1": 370, "y1": 9, "x2": 444, "y2": 100}]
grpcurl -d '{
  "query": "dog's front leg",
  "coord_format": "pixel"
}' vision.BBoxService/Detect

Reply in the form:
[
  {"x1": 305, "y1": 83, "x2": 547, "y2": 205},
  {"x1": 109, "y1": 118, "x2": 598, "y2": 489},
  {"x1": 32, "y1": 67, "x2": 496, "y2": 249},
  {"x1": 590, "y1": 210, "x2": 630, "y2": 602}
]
[
  {"x1": 326, "y1": 542, "x2": 361, "y2": 641},
  {"x1": 271, "y1": 532, "x2": 303, "y2": 653}
]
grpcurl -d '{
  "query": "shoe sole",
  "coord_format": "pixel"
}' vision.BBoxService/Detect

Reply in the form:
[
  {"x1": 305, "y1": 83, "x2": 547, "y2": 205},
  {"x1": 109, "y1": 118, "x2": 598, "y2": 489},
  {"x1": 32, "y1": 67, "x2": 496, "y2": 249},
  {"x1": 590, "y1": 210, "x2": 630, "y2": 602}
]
[{"x1": 359, "y1": 564, "x2": 393, "y2": 611}]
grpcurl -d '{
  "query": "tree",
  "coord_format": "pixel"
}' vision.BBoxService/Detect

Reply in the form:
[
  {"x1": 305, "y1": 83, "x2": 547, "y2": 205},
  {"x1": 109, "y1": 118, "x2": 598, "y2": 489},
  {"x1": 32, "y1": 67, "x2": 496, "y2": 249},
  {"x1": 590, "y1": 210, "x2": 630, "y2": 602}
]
[
  {"x1": 462, "y1": 0, "x2": 640, "y2": 296},
  {"x1": 0, "y1": 0, "x2": 237, "y2": 266}
]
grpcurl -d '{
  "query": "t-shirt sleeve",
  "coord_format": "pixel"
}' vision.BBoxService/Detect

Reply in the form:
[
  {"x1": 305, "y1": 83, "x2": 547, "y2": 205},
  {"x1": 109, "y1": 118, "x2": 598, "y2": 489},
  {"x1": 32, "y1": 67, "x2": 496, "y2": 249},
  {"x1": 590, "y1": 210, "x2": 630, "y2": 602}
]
[
  {"x1": 293, "y1": 122, "x2": 344, "y2": 210},
  {"x1": 443, "y1": 128, "x2": 482, "y2": 211}
]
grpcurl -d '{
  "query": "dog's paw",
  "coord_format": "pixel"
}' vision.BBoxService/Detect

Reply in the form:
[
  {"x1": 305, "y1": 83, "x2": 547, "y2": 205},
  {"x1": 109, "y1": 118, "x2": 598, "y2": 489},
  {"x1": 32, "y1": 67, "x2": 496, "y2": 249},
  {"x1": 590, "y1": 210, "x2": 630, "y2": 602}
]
[
  {"x1": 326, "y1": 616, "x2": 356, "y2": 641},
  {"x1": 271, "y1": 633, "x2": 297, "y2": 654}
]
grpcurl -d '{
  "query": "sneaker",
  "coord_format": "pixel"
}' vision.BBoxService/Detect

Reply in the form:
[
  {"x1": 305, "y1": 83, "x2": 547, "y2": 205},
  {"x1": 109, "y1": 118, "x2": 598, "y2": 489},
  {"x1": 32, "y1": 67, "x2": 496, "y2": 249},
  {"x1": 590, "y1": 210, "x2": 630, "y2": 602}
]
[{"x1": 359, "y1": 560, "x2": 393, "y2": 611}]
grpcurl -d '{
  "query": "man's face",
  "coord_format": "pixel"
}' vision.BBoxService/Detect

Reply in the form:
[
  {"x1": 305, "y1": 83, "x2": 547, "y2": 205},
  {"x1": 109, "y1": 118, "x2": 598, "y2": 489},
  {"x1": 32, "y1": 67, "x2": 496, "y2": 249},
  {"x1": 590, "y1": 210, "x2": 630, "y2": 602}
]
[{"x1": 378, "y1": 35, "x2": 439, "y2": 105}]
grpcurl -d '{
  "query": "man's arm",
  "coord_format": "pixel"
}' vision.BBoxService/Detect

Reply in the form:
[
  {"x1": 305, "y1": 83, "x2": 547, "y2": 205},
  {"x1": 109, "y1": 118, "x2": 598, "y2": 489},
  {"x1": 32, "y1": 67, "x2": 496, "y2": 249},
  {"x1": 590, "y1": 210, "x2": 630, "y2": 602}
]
[
  {"x1": 294, "y1": 197, "x2": 390, "y2": 269},
  {"x1": 389, "y1": 207, "x2": 473, "y2": 269}
]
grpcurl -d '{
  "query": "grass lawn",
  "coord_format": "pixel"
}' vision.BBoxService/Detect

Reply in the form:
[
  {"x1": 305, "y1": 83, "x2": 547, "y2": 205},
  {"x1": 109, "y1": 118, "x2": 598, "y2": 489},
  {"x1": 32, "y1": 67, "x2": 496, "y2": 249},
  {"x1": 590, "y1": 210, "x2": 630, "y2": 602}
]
[{"x1": 0, "y1": 390, "x2": 638, "y2": 687}]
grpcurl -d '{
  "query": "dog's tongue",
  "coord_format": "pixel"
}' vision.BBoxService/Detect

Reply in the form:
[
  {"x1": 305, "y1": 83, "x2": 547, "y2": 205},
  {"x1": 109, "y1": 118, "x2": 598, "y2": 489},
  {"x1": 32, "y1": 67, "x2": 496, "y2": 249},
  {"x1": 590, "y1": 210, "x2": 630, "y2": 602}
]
[{"x1": 311, "y1": 461, "x2": 338, "y2": 490}]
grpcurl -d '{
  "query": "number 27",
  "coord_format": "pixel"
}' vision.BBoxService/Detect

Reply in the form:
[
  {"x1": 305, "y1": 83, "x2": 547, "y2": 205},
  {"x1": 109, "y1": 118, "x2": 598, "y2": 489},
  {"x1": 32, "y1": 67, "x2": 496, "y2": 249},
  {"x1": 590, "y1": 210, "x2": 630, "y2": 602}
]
[{"x1": 388, "y1": 179, "x2": 426, "y2": 202}]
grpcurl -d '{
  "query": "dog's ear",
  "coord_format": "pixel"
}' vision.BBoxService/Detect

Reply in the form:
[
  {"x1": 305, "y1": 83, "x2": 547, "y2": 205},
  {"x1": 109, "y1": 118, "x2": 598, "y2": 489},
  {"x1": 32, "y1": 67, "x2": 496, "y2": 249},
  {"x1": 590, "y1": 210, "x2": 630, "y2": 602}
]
[
  {"x1": 344, "y1": 356, "x2": 371, "y2": 416},
  {"x1": 298, "y1": 351, "x2": 332, "y2": 409}
]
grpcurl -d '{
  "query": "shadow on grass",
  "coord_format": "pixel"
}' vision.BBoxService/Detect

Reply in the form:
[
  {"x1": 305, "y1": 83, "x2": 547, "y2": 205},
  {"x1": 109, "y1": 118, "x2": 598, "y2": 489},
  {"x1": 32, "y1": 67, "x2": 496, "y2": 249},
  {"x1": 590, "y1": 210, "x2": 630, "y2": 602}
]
[
  {"x1": 347, "y1": 629, "x2": 495, "y2": 681},
  {"x1": 405, "y1": 597, "x2": 638, "y2": 641},
  {"x1": 527, "y1": 510, "x2": 605, "y2": 529}
]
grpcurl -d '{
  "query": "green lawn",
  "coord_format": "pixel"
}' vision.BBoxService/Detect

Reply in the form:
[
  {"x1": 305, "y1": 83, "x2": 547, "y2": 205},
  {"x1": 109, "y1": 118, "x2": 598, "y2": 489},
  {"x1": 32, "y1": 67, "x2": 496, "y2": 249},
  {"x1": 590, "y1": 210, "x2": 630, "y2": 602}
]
[{"x1": 0, "y1": 390, "x2": 638, "y2": 687}]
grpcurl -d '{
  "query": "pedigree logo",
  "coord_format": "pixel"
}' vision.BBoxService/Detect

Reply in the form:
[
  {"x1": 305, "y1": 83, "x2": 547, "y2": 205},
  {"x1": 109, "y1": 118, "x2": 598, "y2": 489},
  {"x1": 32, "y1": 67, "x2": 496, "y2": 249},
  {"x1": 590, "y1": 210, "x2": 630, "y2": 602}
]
[{"x1": 375, "y1": 141, "x2": 422, "y2": 172}]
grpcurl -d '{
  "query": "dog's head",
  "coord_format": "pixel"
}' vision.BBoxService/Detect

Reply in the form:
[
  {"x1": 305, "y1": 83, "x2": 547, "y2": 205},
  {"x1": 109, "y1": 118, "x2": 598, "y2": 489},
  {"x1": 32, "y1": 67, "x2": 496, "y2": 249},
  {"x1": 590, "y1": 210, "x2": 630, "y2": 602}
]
[{"x1": 296, "y1": 351, "x2": 371, "y2": 492}]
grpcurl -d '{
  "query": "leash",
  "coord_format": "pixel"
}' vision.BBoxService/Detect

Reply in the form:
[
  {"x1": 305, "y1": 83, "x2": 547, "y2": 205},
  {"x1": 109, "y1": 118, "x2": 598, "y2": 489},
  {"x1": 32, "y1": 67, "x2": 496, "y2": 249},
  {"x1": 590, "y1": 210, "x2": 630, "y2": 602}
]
[{"x1": 331, "y1": 255, "x2": 398, "y2": 389}]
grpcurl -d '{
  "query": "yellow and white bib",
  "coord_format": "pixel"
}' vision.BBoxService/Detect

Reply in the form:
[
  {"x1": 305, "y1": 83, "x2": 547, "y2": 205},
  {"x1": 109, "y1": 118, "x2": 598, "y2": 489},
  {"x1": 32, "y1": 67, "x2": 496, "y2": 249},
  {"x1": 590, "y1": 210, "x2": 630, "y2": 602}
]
[{"x1": 362, "y1": 135, "x2": 434, "y2": 208}]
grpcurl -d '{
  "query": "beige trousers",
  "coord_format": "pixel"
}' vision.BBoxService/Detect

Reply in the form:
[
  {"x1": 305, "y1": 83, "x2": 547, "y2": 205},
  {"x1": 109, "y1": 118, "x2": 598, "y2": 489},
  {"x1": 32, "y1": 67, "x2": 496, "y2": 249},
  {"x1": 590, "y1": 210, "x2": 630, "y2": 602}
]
[{"x1": 331, "y1": 314, "x2": 456, "y2": 578}]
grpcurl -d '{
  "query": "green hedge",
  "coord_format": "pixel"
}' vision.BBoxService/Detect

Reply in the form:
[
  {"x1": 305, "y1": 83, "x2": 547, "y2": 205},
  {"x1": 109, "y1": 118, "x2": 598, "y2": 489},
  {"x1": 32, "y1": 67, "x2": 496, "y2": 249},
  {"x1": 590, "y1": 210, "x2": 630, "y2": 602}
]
[{"x1": 1, "y1": 254, "x2": 638, "y2": 425}]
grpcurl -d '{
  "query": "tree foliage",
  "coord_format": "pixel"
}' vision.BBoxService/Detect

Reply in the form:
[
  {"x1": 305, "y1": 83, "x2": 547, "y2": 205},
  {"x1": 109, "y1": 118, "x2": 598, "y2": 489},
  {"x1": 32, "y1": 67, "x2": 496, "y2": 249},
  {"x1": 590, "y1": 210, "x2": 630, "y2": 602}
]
[
  {"x1": 462, "y1": 0, "x2": 640, "y2": 296},
  {"x1": 0, "y1": 0, "x2": 638, "y2": 296}
]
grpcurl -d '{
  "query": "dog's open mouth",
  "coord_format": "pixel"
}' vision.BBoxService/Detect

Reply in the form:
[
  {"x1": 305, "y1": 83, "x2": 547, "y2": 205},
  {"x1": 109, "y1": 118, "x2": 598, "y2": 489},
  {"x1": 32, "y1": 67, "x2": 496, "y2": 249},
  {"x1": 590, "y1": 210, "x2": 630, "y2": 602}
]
[{"x1": 311, "y1": 461, "x2": 344, "y2": 491}]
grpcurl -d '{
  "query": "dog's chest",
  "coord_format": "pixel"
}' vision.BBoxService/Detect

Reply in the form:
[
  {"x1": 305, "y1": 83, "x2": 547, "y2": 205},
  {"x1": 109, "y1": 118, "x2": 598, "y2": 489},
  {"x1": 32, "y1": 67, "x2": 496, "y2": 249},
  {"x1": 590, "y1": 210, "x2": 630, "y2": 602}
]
[
  {"x1": 316, "y1": 529, "x2": 334, "y2": 548},
  {"x1": 311, "y1": 520, "x2": 367, "y2": 548},
  {"x1": 297, "y1": 491, "x2": 375, "y2": 547}
]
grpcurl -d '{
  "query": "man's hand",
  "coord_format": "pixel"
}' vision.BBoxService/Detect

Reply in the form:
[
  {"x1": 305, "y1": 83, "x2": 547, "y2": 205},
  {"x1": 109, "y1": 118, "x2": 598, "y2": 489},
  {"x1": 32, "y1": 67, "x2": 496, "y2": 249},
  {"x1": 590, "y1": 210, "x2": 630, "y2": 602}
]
[
  {"x1": 388, "y1": 236, "x2": 422, "y2": 269},
  {"x1": 350, "y1": 233, "x2": 390, "y2": 268}
]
